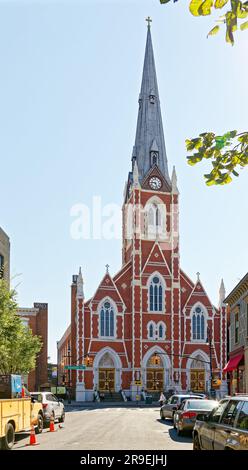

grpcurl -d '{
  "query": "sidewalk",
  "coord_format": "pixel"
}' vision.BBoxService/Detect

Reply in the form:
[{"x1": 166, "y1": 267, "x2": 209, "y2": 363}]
[{"x1": 64, "y1": 400, "x2": 160, "y2": 410}]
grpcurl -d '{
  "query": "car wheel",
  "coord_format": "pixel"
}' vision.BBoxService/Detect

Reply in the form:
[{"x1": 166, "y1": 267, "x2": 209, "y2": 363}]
[
  {"x1": 59, "y1": 411, "x2": 65, "y2": 423},
  {"x1": 35, "y1": 414, "x2": 44, "y2": 434},
  {"x1": 160, "y1": 410, "x2": 165, "y2": 420},
  {"x1": 193, "y1": 434, "x2": 201, "y2": 450},
  {"x1": 2, "y1": 423, "x2": 15, "y2": 450},
  {"x1": 176, "y1": 425, "x2": 183, "y2": 437}
]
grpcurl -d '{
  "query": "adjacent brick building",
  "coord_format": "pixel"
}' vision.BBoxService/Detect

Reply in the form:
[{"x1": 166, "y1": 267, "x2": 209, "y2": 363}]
[
  {"x1": 224, "y1": 273, "x2": 248, "y2": 394},
  {"x1": 0, "y1": 226, "x2": 10, "y2": 286},
  {"x1": 17, "y1": 303, "x2": 48, "y2": 391},
  {"x1": 57, "y1": 324, "x2": 71, "y2": 387},
  {"x1": 59, "y1": 25, "x2": 228, "y2": 401}
]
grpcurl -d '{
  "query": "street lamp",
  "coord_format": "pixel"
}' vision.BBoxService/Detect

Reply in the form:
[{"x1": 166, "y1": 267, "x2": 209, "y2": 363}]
[{"x1": 206, "y1": 326, "x2": 214, "y2": 398}]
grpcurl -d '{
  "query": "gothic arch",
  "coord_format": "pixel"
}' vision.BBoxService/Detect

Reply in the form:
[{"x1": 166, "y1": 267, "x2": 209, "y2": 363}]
[
  {"x1": 97, "y1": 297, "x2": 117, "y2": 338},
  {"x1": 144, "y1": 196, "x2": 166, "y2": 240},
  {"x1": 142, "y1": 346, "x2": 171, "y2": 389},
  {"x1": 147, "y1": 320, "x2": 156, "y2": 340},
  {"x1": 190, "y1": 302, "x2": 208, "y2": 342},
  {"x1": 93, "y1": 347, "x2": 122, "y2": 392},
  {"x1": 185, "y1": 349, "x2": 210, "y2": 392},
  {"x1": 147, "y1": 272, "x2": 166, "y2": 313}
]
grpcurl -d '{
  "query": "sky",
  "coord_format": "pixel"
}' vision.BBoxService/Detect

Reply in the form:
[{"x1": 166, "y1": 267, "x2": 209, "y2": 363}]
[{"x1": 0, "y1": 0, "x2": 248, "y2": 363}]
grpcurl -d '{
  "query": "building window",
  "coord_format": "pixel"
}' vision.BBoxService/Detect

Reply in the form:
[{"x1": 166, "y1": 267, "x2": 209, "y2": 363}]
[
  {"x1": 150, "y1": 151, "x2": 158, "y2": 166},
  {"x1": 0, "y1": 254, "x2": 4, "y2": 279},
  {"x1": 149, "y1": 275, "x2": 164, "y2": 312},
  {"x1": 158, "y1": 322, "x2": 166, "y2": 340},
  {"x1": 144, "y1": 198, "x2": 166, "y2": 241},
  {"x1": 148, "y1": 322, "x2": 155, "y2": 339},
  {"x1": 235, "y1": 312, "x2": 239, "y2": 344},
  {"x1": 100, "y1": 301, "x2": 115, "y2": 337},
  {"x1": 192, "y1": 305, "x2": 206, "y2": 341}
]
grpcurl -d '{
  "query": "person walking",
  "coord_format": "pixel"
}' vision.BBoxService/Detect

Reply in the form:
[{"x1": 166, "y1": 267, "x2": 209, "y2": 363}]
[{"x1": 159, "y1": 392, "x2": 165, "y2": 407}]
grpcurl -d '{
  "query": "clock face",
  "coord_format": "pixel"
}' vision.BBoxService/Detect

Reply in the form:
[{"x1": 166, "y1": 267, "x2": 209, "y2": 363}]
[{"x1": 149, "y1": 176, "x2": 162, "y2": 190}]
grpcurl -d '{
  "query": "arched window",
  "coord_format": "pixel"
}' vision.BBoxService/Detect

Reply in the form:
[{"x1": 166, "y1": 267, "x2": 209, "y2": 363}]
[
  {"x1": 145, "y1": 198, "x2": 166, "y2": 240},
  {"x1": 158, "y1": 322, "x2": 166, "y2": 339},
  {"x1": 149, "y1": 275, "x2": 164, "y2": 312},
  {"x1": 191, "y1": 305, "x2": 206, "y2": 341},
  {"x1": 147, "y1": 321, "x2": 156, "y2": 340},
  {"x1": 100, "y1": 301, "x2": 115, "y2": 337}
]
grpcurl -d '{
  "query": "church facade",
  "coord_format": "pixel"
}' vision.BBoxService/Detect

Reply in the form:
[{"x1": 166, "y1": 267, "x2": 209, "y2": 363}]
[{"x1": 63, "y1": 25, "x2": 228, "y2": 401}]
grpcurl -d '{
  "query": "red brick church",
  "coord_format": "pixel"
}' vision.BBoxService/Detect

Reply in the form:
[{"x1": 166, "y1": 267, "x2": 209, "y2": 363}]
[{"x1": 59, "y1": 24, "x2": 228, "y2": 401}]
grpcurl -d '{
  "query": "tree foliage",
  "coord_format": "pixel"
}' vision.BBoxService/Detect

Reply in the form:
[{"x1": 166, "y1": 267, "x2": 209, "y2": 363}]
[
  {"x1": 160, "y1": 0, "x2": 248, "y2": 185},
  {"x1": 186, "y1": 131, "x2": 248, "y2": 184},
  {"x1": 0, "y1": 280, "x2": 42, "y2": 374},
  {"x1": 160, "y1": 0, "x2": 248, "y2": 45}
]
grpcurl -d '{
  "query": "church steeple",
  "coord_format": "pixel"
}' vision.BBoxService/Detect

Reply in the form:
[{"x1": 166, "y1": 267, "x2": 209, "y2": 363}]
[{"x1": 132, "y1": 21, "x2": 170, "y2": 185}]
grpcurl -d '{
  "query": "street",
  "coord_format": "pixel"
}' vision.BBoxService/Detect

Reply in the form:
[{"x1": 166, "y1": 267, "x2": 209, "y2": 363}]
[{"x1": 13, "y1": 406, "x2": 193, "y2": 450}]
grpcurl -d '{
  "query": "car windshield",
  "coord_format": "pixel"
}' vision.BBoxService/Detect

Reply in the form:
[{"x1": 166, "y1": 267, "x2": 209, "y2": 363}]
[
  {"x1": 186, "y1": 400, "x2": 217, "y2": 410},
  {"x1": 30, "y1": 393, "x2": 42, "y2": 402}
]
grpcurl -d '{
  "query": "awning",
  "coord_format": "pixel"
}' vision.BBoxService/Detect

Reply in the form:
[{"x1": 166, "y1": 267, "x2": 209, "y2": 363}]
[{"x1": 223, "y1": 354, "x2": 244, "y2": 373}]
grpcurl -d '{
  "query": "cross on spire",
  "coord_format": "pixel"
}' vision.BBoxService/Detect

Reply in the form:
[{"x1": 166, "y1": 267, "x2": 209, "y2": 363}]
[
  {"x1": 105, "y1": 264, "x2": 110, "y2": 274},
  {"x1": 146, "y1": 16, "x2": 152, "y2": 29}
]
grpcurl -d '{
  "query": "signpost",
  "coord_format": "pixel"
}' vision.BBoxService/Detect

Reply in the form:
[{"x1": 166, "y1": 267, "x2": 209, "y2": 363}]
[{"x1": 64, "y1": 365, "x2": 86, "y2": 371}]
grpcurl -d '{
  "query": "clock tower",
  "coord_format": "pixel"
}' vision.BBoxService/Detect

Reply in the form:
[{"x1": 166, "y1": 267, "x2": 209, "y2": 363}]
[
  {"x1": 122, "y1": 22, "x2": 180, "y2": 392},
  {"x1": 63, "y1": 20, "x2": 227, "y2": 402}
]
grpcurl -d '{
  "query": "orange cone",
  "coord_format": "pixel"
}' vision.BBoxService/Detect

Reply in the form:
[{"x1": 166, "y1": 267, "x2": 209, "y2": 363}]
[
  {"x1": 49, "y1": 414, "x2": 55, "y2": 432},
  {"x1": 26, "y1": 424, "x2": 39, "y2": 446}
]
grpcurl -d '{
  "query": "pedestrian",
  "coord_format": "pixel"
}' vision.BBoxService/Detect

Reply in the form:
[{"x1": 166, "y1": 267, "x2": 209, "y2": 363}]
[{"x1": 159, "y1": 392, "x2": 165, "y2": 407}]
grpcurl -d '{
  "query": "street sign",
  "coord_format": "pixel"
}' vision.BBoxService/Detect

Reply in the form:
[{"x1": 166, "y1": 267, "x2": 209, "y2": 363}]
[
  {"x1": 64, "y1": 365, "x2": 86, "y2": 370},
  {"x1": 134, "y1": 380, "x2": 142, "y2": 386}
]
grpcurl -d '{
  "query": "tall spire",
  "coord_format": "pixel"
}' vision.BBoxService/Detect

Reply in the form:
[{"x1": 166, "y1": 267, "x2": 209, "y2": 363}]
[{"x1": 132, "y1": 21, "x2": 170, "y2": 184}]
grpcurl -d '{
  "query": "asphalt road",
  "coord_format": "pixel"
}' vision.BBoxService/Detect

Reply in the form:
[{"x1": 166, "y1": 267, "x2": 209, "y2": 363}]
[{"x1": 13, "y1": 406, "x2": 193, "y2": 450}]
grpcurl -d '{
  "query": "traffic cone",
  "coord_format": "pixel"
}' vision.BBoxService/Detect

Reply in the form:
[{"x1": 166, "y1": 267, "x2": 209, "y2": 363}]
[
  {"x1": 49, "y1": 414, "x2": 56, "y2": 432},
  {"x1": 26, "y1": 424, "x2": 39, "y2": 446}
]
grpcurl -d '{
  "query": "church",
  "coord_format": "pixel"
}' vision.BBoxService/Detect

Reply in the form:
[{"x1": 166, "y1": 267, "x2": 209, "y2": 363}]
[{"x1": 59, "y1": 23, "x2": 228, "y2": 401}]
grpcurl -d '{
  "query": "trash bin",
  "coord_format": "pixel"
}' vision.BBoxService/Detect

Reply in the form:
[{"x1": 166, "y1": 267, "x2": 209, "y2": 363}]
[{"x1": 145, "y1": 395, "x2": 152, "y2": 404}]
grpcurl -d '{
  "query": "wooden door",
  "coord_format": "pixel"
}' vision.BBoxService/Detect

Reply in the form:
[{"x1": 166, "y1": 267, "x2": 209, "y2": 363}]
[
  {"x1": 146, "y1": 369, "x2": 164, "y2": 391},
  {"x1": 190, "y1": 369, "x2": 205, "y2": 392},
  {"x1": 99, "y1": 368, "x2": 115, "y2": 392}
]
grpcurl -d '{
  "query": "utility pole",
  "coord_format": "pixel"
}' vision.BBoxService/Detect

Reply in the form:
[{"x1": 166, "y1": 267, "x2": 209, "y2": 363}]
[{"x1": 207, "y1": 326, "x2": 214, "y2": 398}]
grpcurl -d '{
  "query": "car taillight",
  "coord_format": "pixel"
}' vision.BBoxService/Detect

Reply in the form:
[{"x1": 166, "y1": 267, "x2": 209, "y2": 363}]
[
  {"x1": 42, "y1": 403, "x2": 48, "y2": 409},
  {"x1": 182, "y1": 411, "x2": 197, "y2": 419}
]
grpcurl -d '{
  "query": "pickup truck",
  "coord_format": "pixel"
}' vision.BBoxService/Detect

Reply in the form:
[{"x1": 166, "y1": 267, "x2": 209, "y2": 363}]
[{"x1": 0, "y1": 398, "x2": 44, "y2": 450}]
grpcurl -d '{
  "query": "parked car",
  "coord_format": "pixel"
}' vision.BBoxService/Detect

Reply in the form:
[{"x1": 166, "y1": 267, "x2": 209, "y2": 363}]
[
  {"x1": 193, "y1": 396, "x2": 248, "y2": 450},
  {"x1": 30, "y1": 392, "x2": 65, "y2": 426},
  {"x1": 160, "y1": 394, "x2": 204, "y2": 421},
  {"x1": 174, "y1": 399, "x2": 218, "y2": 436}
]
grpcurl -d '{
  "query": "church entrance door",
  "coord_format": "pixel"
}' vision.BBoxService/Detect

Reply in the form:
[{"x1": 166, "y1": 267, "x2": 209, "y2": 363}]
[
  {"x1": 190, "y1": 369, "x2": 205, "y2": 392},
  {"x1": 99, "y1": 368, "x2": 115, "y2": 392},
  {"x1": 146, "y1": 369, "x2": 164, "y2": 392}
]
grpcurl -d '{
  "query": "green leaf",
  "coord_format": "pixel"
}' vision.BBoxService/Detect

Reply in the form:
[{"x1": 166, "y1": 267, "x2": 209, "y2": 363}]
[
  {"x1": 206, "y1": 178, "x2": 217, "y2": 186},
  {"x1": 215, "y1": 136, "x2": 226, "y2": 149},
  {"x1": 214, "y1": 0, "x2": 228, "y2": 7},
  {"x1": 199, "y1": 0, "x2": 214, "y2": 15},
  {"x1": 240, "y1": 19, "x2": 248, "y2": 29},
  {"x1": 232, "y1": 170, "x2": 239, "y2": 176},
  {"x1": 207, "y1": 25, "x2": 220, "y2": 36},
  {"x1": 160, "y1": 0, "x2": 171, "y2": 3},
  {"x1": 189, "y1": 0, "x2": 205, "y2": 16}
]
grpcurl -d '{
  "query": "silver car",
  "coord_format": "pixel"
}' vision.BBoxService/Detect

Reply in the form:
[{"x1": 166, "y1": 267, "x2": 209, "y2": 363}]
[
  {"x1": 174, "y1": 399, "x2": 218, "y2": 436},
  {"x1": 30, "y1": 392, "x2": 65, "y2": 426},
  {"x1": 160, "y1": 394, "x2": 203, "y2": 420}
]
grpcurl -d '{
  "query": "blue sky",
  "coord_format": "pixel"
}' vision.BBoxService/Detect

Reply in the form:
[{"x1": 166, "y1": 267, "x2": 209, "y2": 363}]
[{"x1": 0, "y1": 0, "x2": 247, "y2": 362}]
